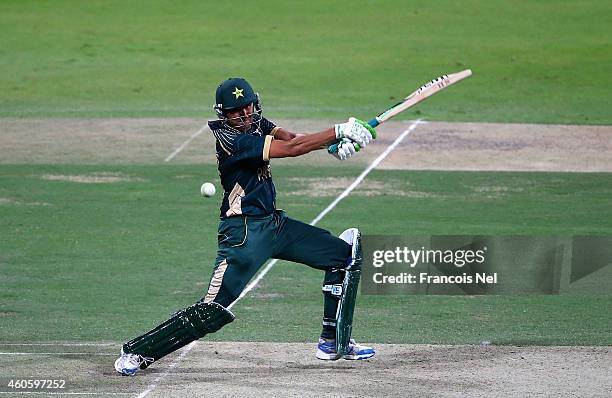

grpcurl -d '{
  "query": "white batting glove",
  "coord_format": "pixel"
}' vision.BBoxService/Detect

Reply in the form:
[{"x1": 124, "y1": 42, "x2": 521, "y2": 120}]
[
  {"x1": 334, "y1": 117, "x2": 376, "y2": 149},
  {"x1": 330, "y1": 138, "x2": 358, "y2": 160}
]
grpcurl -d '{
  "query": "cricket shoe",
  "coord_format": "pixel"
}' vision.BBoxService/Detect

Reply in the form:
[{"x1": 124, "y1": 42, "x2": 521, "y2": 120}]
[
  {"x1": 114, "y1": 351, "x2": 153, "y2": 376},
  {"x1": 315, "y1": 338, "x2": 375, "y2": 360}
]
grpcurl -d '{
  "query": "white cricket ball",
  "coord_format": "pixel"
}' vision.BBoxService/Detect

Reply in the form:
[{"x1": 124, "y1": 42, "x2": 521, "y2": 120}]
[{"x1": 200, "y1": 182, "x2": 216, "y2": 197}]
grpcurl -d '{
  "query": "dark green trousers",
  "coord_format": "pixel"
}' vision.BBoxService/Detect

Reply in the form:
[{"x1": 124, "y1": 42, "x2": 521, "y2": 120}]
[{"x1": 202, "y1": 210, "x2": 351, "y2": 339}]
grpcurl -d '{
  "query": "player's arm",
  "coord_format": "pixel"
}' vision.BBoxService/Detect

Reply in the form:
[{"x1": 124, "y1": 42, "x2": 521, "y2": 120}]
[
  {"x1": 271, "y1": 127, "x2": 300, "y2": 141},
  {"x1": 269, "y1": 128, "x2": 336, "y2": 158},
  {"x1": 268, "y1": 118, "x2": 376, "y2": 159}
]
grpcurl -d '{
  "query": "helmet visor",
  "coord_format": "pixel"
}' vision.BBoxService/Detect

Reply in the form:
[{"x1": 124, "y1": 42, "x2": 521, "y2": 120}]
[{"x1": 223, "y1": 103, "x2": 262, "y2": 131}]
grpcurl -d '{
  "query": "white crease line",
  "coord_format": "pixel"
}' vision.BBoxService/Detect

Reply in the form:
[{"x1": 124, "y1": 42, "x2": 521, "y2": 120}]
[
  {"x1": 135, "y1": 341, "x2": 196, "y2": 398},
  {"x1": 0, "y1": 393, "x2": 132, "y2": 396},
  {"x1": 137, "y1": 119, "x2": 425, "y2": 398},
  {"x1": 0, "y1": 343, "x2": 116, "y2": 347},
  {"x1": 0, "y1": 352, "x2": 114, "y2": 355},
  {"x1": 164, "y1": 124, "x2": 207, "y2": 162},
  {"x1": 230, "y1": 119, "x2": 426, "y2": 309}
]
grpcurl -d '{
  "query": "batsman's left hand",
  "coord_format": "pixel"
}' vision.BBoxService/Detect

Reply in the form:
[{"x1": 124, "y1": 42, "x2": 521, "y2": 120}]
[{"x1": 329, "y1": 138, "x2": 358, "y2": 160}]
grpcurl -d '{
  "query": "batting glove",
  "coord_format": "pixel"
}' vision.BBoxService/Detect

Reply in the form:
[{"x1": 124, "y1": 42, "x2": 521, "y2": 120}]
[
  {"x1": 329, "y1": 138, "x2": 359, "y2": 161},
  {"x1": 334, "y1": 117, "x2": 377, "y2": 149}
]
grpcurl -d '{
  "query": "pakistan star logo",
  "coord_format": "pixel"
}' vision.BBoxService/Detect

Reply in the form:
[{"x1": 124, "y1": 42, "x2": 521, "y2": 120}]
[{"x1": 232, "y1": 87, "x2": 244, "y2": 99}]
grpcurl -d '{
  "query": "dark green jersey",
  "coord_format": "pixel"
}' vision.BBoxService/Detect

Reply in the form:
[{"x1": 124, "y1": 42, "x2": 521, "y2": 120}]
[{"x1": 208, "y1": 118, "x2": 278, "y2": 219}]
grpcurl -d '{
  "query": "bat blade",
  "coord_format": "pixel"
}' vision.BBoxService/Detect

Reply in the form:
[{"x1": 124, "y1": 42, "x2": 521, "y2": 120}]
[{"x1": 369, "y1": 69, "x2": 472, "y2": 127}]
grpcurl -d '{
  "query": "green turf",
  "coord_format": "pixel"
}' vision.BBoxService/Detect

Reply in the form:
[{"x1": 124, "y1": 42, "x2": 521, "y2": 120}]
[
  {"x1": 0, "y1": 1, "x2": 611, "y2": 123},
  {"x1": 1, "y1": 164, "x2": 610, "y2": 345}
]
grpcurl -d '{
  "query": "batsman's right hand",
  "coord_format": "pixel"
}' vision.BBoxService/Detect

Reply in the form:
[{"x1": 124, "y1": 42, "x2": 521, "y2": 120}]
[{"x1": 334, "y1": 117, "x2": 377, "y2": 149}]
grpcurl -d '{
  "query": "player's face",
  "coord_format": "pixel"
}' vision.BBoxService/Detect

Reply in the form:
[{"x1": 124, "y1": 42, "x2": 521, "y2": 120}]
[{"x1": 226, "y1": 103, "x2": 254, "y2": 132}]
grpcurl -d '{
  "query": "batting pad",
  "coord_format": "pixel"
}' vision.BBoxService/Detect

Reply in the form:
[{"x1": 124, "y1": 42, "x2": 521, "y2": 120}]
[
  {"x1": 336, "y1": 269, "x2": 361, "y2": 356},
  {"x1": 122, "y1": 301, "x2": 234, "y2": 366}
]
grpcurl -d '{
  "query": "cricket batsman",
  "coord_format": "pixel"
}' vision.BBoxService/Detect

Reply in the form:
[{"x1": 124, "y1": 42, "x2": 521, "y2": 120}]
[{"x1": 115, "y1": 77, "x2": 376, "y2": 375}]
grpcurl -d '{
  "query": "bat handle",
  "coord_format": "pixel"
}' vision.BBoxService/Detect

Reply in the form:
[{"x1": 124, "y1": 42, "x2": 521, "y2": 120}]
[{"x1": 367, "y1": 118, "x2": 380, "y2": 128}]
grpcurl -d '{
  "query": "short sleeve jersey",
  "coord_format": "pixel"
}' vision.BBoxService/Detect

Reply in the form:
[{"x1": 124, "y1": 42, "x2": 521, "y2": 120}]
[{"x1": 208, "y1": 117, "x2": 278, "y2": 219}]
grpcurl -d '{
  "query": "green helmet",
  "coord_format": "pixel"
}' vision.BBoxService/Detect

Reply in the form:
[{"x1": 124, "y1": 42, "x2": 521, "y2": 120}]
[{"x1": 213, "y1": 77, "x2": 261, "y2": 119}]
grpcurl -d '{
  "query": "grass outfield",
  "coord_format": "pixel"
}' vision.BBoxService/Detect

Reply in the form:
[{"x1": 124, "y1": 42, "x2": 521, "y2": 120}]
[
  {"x1": 1, "y1": 1, "x2": 611, "y2": 123},
  {"x1": 1, "y1": 164, "x2": 610, "y2": 345}
]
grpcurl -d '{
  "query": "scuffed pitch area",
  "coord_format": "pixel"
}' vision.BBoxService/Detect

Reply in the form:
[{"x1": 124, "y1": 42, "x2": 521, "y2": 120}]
[
  {"x1": 1, "y1": 342, "x2": 610, "y2": 397},
  {"x1": 379, "y1": 122, "x2": 612, "y2": 172},
  {"x1": 1, "y1": 118, "x2": 611, "y2": 171},
  {"x1": 40, "y1": 172, "x2": 146, "y2": 184},
  {"x1": 154, "y1": 342, "x2": 611, "y2": 397}
]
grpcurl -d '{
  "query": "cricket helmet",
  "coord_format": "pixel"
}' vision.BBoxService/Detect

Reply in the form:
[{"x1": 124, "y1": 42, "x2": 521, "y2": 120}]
[{"x1": 213, "y1": 78, "x2": 262, "y2": 129}]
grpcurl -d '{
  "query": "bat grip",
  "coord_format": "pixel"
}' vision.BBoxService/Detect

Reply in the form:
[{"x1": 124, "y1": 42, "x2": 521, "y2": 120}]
[{"x1": 367, "y1": 118, "x2": 379, "y2": 128}]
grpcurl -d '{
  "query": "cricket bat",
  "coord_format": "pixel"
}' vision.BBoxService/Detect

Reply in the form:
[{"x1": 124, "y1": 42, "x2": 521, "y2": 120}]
[{"x1": 329, "y1": 69, "x2": 472, "y2": 153}]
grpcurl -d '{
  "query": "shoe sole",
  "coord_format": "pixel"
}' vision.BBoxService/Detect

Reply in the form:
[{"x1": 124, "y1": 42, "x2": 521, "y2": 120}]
[
  {"x1": 115, "y1": 367, "x2": 137, "y2": 376},
  {"x1": 316, "y1": 348, "x2": 376, "y2": 360},
  {"x1": 343, "y1": 351, "x2": 376, "y2": 360}
]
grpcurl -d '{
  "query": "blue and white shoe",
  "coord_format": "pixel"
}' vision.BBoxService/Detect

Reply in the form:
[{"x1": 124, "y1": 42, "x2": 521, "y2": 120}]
[
  {"x1": 315, "y1": 338, "x2": 375, "y2": 360},
  {"x1": 114, "y1": 351, "x2": 153, "y2": 376}
]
